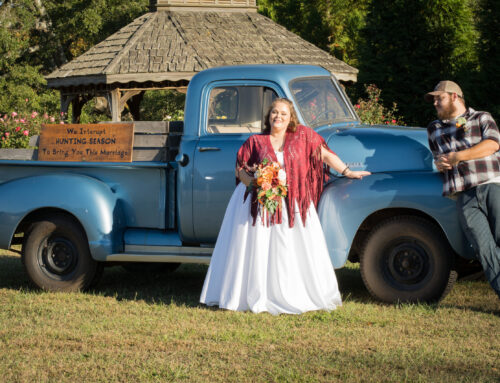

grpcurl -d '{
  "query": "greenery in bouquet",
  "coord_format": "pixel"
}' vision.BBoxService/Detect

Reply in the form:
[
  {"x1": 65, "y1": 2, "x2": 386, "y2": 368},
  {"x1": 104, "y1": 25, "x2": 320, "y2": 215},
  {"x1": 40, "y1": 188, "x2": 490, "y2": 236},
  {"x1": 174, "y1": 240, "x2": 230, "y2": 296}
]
[{"x1": 0, "y1": 102, "x2": 66, "y2": 149}]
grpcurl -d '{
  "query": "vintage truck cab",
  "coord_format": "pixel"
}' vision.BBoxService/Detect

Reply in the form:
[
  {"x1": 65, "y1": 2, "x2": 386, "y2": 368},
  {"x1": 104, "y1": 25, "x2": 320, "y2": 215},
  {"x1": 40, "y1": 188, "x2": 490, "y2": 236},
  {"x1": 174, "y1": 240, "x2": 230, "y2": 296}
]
[{"x1": 0, "y1": 64, "x2": 473, "y2": 303}]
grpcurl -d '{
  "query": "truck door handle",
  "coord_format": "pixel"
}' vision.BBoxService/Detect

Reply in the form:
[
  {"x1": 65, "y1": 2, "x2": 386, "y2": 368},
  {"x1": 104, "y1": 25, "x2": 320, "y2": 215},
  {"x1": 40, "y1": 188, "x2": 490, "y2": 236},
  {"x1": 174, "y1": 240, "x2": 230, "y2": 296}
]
[{"x1": 198, "y1": 147, "x2": 221, "y2": 152}]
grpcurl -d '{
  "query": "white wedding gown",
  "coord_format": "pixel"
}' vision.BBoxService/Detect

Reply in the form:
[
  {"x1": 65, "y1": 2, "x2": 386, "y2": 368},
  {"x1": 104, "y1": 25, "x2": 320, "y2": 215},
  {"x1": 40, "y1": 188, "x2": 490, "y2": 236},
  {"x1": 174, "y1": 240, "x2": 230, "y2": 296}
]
[{"x1": 200, "y1": 152, "x2": 342, "y2": 315}]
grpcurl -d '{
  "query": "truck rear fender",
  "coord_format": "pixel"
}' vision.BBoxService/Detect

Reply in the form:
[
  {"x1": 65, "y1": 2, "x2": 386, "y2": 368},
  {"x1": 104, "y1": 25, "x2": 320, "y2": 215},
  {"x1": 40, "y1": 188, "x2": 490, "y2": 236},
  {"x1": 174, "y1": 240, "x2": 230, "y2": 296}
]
[
  {"x1": 318, "y1": 172, "x2": 473, "y2": 268},
  {"x1": 0, "y1": 174, "x2": 124, "y2": 260}
]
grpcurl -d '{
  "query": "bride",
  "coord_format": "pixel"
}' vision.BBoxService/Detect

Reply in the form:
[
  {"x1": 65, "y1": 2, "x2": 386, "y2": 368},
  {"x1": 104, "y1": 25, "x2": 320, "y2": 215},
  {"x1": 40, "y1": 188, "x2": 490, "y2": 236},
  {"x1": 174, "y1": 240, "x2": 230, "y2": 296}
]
[{"x1": 200, "y1": 98, "x2": 370, "y2": 314}]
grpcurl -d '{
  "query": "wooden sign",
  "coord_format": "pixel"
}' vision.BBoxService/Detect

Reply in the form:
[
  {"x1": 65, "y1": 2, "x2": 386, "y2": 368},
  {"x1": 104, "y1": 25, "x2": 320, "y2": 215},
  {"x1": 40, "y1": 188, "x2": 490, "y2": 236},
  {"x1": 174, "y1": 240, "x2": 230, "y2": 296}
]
[{"x1": 38, "y1": 123, "x2": 134, "y2": 162}]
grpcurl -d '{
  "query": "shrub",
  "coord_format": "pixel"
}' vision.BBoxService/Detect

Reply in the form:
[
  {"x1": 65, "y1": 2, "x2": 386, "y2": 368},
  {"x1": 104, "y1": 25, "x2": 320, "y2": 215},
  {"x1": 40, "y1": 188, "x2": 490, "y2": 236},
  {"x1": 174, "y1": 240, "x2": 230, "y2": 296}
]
[
  {"x1": 354, "y1": 84, "x2": 404, "y2": 125},
  {"x1": 0, "y1": 104, "x2": 65, "y2": 149}
]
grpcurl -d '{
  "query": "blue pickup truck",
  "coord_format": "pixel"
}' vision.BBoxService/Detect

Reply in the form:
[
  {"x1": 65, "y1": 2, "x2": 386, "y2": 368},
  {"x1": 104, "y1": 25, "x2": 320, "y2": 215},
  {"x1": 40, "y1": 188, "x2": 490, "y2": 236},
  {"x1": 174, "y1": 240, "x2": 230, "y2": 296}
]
[{"x1": 0, "y1": 64, "x2": 474, "y2": 303}]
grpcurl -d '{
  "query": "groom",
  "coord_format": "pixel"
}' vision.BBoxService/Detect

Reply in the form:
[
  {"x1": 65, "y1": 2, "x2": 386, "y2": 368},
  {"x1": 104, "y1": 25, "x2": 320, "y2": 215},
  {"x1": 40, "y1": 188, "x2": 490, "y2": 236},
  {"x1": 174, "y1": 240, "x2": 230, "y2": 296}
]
[{"x1": 425, "y1": 80, "x2": 500, "y2": 299}]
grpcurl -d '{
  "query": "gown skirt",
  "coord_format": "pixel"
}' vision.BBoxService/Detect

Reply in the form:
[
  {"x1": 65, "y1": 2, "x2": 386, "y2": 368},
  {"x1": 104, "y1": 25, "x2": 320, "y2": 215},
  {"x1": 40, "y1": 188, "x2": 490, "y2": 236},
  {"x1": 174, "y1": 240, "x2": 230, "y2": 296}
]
[{"x1": 200, "y1": 182, "x2": 342, "y2": 315}]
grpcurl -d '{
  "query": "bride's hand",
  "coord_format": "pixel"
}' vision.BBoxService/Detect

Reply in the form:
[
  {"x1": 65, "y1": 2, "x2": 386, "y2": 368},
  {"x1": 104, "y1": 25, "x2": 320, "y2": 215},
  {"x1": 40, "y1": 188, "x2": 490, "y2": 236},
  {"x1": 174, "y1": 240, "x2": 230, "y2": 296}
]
[{"x1": 345, "y1": 169, "x2": 371, "y2": 179}]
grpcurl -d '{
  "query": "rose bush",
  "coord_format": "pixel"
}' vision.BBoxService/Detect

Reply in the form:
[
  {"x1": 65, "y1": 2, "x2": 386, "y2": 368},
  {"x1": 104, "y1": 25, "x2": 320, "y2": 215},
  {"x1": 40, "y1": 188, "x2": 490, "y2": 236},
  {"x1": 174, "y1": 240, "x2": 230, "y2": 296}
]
[
  {"x1": 354, "y1": 84, "x2": 404, "y2": 126},
  {"x1": 0, "y1": 103, "x2": 65, "y2": 148}
]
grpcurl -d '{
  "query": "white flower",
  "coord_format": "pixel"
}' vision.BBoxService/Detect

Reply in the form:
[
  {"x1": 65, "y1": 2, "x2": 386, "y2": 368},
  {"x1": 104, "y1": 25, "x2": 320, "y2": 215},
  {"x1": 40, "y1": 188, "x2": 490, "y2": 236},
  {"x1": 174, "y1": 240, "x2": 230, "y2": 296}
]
[{"x1": 278, "y1": 169, "x2": 287, "y2": 185}]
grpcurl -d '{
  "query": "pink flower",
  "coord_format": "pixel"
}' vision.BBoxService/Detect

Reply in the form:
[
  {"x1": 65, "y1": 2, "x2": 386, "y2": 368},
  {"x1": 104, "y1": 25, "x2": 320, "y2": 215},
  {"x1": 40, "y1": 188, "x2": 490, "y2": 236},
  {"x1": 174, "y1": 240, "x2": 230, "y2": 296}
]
[
  {"x1": 23, "y1": 130, "x2": 29, "y2": 136},
  {"x1": 392, "y1": 119, "x2": 396, "y2": 124},
  {"x1": 4, "y1": 132, "x2": 9, "y2": 138},
  {"x1": 0, "y1": 118, "x2": 3, "y2": 122},
  {"x1": 60, "y1": 121, "x2": 65, "y2": 124},
  {"x1": 2, "y1": 137, "x2": 4, "y2": 141},
  {"x1": 43, "y1": 113, "x2": 49, "y2": 120},
  {"x1": 50, "y1": 117, "x2": 55, "y2": 122},
  {"x1": 60, "y1": 111, "x2": 65, "y2": 116},
  {"x1": 25, "y1": 98, "x2": 29, "y2": 102},
  {"x1": 15, "y1": 126, "x2": 21, "y2": 132},
  {"x1": 355, "y1": 104, "x2": 361, "y2": 109},
  {"x1": 11, "y1": 112, "x2": 17, "y2": 117},
  {"x1": 20, "y1": 118, "x2": 25, "y2": 123},
  {"x1": 31, "y1": 111, "x2": 38, "y2": 118},
  {"x1": 262, "y1": 182, "x2": 272, "y2": 191}
]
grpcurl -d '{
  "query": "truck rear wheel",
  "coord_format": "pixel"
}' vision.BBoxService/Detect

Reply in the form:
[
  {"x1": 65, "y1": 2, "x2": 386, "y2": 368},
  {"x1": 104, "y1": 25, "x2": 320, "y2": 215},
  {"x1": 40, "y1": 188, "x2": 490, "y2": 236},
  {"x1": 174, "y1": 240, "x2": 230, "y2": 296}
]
[
  {"x1": 22, "y1": 215, "x2": 102, "y2": 292},
  {"x1": 360, "y1": 216, "x2": 456, "y2": 303}
]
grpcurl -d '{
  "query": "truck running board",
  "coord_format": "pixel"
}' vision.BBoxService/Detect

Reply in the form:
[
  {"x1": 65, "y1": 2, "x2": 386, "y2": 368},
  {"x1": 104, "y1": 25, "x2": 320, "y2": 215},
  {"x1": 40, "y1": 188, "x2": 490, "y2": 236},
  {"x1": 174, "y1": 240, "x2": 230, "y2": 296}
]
[{"x1": 106, "y1": 244, "x2": 213, "y2": 264}]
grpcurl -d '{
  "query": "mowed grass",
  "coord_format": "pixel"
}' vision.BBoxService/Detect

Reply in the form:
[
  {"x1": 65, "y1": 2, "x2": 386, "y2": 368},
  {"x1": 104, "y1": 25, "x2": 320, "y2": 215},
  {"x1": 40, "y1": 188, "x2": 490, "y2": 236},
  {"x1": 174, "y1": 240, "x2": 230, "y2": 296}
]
[{"x1": 0, "y1": 249, "x2": 498, "y2": 383}]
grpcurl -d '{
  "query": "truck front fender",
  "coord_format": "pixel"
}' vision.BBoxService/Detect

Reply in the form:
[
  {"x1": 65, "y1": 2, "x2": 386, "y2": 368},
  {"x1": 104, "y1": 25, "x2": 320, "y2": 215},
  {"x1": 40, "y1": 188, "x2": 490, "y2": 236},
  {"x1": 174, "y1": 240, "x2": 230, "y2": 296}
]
[
  {"x1": 318, "y1": 171, "x2": 473, "y2": 268},
  {"x1": 0, "y1": 173, "x2": 124, "y2": 260}
]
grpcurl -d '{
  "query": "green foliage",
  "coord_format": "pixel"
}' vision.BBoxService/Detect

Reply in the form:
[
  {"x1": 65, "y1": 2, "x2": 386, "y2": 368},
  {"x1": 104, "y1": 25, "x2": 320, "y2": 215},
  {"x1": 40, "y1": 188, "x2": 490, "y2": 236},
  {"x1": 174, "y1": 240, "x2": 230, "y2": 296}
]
[
  {"x1": 258, "y1": 0, "x2": 369, "y2": 66},
  {"x1": 354, "y1": 84, "x2": 404, "y2": 126},
  {"x1": 0, "y1": 0, "x2": 60, "y2": 117},
  {"x1": 475, "y1": 0, "x2": 500, "y2": 121},
  {"x1": 41, "y1": 0, "x2": 148, "y2": 63},
  {"x1": 140, "y1": 90, "x2": 186, "y2": 121},
  {"x1": 357, "y1": 0, "x2": 479, "y2": 126}
]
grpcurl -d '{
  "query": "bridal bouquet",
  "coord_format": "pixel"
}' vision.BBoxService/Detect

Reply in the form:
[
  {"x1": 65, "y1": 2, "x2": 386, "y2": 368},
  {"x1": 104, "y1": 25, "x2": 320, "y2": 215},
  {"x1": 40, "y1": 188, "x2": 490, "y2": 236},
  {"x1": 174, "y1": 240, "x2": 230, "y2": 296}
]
[{"x1": 252, "y1": 158, "x2": 288, "y2": 215}]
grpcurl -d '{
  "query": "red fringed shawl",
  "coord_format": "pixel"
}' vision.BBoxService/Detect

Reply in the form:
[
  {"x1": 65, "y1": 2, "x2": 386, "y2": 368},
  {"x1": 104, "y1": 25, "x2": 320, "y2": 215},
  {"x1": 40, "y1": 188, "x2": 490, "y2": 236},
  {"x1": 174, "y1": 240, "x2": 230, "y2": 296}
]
[{"x1": 236, "y1": 125, "x2": 335, "y2": 228}]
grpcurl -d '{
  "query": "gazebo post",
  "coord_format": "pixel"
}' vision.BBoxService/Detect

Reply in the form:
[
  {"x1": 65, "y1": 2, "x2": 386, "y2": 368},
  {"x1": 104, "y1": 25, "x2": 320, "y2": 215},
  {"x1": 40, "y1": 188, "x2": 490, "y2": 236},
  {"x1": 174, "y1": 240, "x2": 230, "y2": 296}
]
[
  {"x1": 60, "y1": 94, "x2": 75, "y2": 122},
  {"x1": 108, "y1": 89, "x2": 121, "y2": 122}
]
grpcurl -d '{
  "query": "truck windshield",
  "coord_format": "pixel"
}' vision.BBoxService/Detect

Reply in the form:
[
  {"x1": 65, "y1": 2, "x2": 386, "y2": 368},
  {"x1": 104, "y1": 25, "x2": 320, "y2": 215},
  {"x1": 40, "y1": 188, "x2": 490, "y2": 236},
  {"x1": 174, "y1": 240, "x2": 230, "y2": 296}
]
[{"x1": 290, "y1": 77, "x2": 356, "y2": 128}]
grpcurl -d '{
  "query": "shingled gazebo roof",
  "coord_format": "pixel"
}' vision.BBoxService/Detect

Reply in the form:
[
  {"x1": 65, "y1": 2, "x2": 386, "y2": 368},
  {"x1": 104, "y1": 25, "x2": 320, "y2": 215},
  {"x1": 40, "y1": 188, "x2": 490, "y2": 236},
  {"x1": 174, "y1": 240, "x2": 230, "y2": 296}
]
[
  {"x1": 46, "y1": 1, "x2": 358, "y2": 122},
  {"x1": 46, "y1": 1, "x2": 358, "y2": 90}
]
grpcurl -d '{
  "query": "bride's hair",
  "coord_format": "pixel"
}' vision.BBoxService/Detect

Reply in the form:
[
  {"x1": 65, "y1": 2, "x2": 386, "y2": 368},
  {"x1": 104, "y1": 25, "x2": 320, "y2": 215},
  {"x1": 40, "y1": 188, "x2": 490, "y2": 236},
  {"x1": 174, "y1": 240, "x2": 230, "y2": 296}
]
[{"x1": 263, "y1": 98, "x2": 299, "y2": 133}]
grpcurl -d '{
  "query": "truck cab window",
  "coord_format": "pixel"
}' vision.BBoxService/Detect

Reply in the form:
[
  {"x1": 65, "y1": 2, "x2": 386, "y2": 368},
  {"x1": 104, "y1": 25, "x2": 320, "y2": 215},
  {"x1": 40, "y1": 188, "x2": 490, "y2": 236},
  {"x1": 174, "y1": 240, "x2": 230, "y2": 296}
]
[{"x1": 207, "y1": 86, "x2": 278, "y2": 134}]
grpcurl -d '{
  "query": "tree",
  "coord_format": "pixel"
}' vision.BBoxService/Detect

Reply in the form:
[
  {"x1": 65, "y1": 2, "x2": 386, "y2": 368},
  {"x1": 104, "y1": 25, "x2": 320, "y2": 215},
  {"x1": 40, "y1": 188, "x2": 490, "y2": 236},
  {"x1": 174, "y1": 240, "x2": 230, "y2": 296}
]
[
  {"x1": 258, "y1": 0, "x2": 368, "y2": 67},
  {"x1": 0, "y1": 0, "x2": 58, "y2": 114},
  {"x1": 0, "y1": 0, "x2": 148, "y2": 116},
  {"x1": 357, "y1": 0, "x2": 479, "y2": 126},
  {"x1": 476, "y1": 0, "x2": 500, "y2": 120}
]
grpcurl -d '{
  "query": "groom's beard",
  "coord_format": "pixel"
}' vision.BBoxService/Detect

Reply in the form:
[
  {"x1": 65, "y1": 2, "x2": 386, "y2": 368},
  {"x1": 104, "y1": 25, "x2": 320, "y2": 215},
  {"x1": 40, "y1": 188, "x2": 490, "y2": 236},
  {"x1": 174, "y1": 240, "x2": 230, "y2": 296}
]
[{"x1": 437, "y1": 98, "x2": 458, "y2": 120}]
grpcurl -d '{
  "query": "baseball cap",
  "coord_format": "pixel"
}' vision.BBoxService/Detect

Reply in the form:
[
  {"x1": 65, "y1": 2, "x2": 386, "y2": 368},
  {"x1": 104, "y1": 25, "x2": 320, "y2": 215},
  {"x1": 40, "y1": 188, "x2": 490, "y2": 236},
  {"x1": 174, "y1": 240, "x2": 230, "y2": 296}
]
[{"x1": 424, "y1": 80, "x2": 463, "y2": 102}]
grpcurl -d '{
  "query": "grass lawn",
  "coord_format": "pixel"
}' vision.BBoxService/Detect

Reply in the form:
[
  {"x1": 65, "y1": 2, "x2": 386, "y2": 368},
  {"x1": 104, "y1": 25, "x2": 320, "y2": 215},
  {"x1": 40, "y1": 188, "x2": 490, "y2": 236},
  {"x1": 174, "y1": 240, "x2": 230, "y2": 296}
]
[{"x1": 0, "y1": 249, "x2": 498, "y2": 383}]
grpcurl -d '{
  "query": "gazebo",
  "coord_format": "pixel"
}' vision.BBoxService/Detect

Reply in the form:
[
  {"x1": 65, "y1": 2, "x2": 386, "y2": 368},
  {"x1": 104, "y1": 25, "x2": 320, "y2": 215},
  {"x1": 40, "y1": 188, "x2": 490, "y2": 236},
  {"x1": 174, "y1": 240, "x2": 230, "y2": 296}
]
[{"x1": 46, "y1": 0, "x2": 358, "y2": 122}]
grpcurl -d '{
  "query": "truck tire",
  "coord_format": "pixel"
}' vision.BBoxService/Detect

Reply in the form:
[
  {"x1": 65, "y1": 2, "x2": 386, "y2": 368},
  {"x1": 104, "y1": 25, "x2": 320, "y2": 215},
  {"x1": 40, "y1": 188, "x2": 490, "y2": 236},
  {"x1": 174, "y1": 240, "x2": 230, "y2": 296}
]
[
  {"x1": 22, "y1": 215, "x2": 103, "y2": 292},
  {"x1": 360, "y1": 216, "x2": 457, "y2": 303}
]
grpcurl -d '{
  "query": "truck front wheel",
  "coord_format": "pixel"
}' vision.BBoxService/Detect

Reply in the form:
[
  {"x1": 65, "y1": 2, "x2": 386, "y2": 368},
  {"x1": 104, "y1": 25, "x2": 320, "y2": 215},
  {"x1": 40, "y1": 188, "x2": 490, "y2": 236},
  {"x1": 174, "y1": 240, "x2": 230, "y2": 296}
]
[
  {"x1": 360, "y1": 216, "x2": 457, "y2": 303},
  {"x1": 22, "y1": 215, "x2": 103, "y2": 292}
]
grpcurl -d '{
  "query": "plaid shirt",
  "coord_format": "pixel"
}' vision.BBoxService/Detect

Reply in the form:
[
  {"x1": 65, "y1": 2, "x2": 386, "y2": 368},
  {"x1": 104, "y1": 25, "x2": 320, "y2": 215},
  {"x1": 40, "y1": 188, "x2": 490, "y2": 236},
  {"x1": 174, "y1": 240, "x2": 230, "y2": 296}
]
[{"x1": 427, "y1": 107, "x2": 500, "y2": 196}]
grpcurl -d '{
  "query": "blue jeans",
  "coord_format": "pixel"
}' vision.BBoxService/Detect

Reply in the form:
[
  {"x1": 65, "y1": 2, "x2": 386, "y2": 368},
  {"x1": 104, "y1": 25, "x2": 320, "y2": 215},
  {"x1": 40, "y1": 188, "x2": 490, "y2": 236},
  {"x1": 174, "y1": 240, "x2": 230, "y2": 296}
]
[{"x1": 457, "y1": 183, "x2": 500, "y2": 299}]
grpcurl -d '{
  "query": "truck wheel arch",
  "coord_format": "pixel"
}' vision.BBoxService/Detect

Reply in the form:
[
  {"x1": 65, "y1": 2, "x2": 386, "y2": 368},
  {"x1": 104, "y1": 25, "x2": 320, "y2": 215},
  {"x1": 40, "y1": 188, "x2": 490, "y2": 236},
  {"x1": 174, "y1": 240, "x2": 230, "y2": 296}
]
[
  {"x1": 348, "y1": 207, "x2": 456, "y2": 263},
  {"x1": 0, "y1": 174, "x2": 123, "y2": 260}
]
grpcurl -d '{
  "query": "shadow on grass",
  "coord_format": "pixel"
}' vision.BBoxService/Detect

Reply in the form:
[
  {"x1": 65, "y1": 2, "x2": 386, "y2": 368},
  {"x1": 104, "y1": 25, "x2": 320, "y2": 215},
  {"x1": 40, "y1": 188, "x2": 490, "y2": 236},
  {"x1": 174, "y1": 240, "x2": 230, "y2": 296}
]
[
  {"x1": 95, "y1": 263, "x2": 377, "y2": 308},
  {"x1": 0, "y1": 253, "x2": 32, "y2": 290},
  {"x1": 0, "y1": 252, "x2": 374, "y2": 306},
  {"x1": 2, "y1": 254, "x2": 497, "y2": 314}
]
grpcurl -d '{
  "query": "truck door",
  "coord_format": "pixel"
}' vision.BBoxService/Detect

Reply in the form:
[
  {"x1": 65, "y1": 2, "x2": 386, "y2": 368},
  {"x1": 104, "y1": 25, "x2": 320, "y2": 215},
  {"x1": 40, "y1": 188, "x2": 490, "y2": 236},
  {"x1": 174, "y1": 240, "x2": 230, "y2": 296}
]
[{"x1": 192, "y1": 82, "x2": 279, "y2": 242}]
